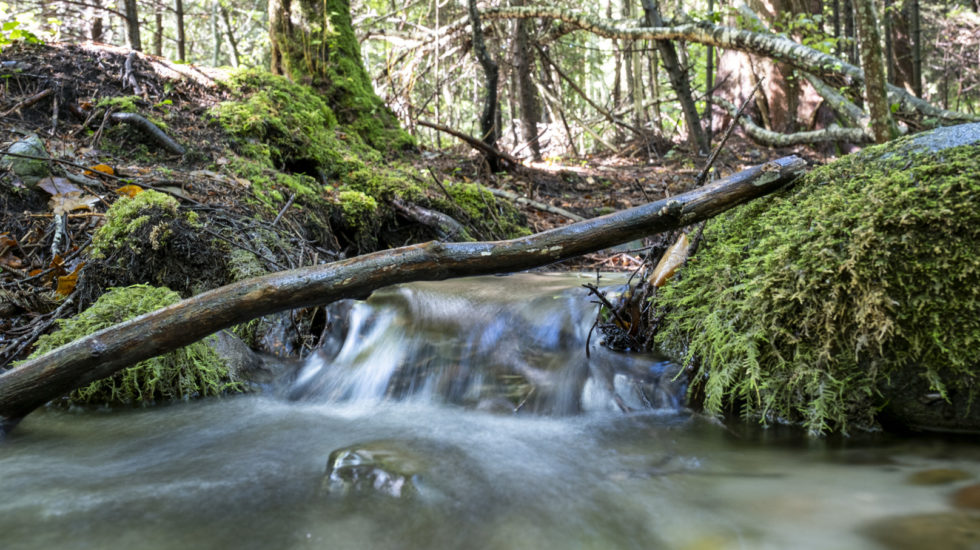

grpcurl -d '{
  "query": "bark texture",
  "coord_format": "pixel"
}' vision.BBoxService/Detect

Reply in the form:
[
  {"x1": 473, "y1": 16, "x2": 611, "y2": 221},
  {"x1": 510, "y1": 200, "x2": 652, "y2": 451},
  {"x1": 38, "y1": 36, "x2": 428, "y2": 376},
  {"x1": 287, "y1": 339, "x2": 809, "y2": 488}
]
[
  {"x1": 0, "y1": 158, "x2": 807, "y2": 434},
  {"x1": 855, "y1": 0, "x2": 895, "y2": 142}
]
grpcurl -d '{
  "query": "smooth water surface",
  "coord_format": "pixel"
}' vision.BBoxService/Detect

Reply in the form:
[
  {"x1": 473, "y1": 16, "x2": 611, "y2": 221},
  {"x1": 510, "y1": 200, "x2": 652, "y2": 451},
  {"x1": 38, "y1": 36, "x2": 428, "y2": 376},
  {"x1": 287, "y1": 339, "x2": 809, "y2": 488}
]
[{"x1": 1, "y1": 274, "x2": 978, "y2": 550}]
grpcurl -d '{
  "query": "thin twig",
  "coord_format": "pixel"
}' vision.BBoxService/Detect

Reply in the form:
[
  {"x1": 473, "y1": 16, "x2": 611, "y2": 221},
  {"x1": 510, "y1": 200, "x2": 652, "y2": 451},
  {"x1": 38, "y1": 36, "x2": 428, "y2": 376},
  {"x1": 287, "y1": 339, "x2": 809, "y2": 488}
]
[
  {"x1": 0, "y1": 88, "x2": 53, "y2": 118},
  {"x1": 583, "y1": 283, "x2": 641, "y2": 350},
  {"x1": 272, "y1": 192, "x2": 296, "y2": 227},
  {"x1": 696, "y1": 78, "x2": 765, "y2": 186}
]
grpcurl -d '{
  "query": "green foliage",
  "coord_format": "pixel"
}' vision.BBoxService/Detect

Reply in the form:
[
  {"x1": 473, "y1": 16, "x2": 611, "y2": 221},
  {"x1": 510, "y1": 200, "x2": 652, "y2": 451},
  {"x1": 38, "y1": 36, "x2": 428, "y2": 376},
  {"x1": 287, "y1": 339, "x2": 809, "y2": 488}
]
[
  {"x1": 89, "y1": 190, "x2": 198, "y2": 260},
  {"x1": 27, "y1": 285, "x2": 242, "y2": 405},
  {"x1": 0, "y1": 4, "x2": 43, "y2": 52},
  {"x1": 656, "y1": 139, "x2": 980, "y2": 434}
]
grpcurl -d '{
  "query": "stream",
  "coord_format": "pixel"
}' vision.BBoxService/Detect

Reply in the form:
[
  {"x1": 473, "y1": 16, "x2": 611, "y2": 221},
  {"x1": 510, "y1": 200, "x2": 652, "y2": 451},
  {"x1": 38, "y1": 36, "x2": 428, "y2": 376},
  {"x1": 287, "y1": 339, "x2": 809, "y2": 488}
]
[{"x1": 2, "y1": 273, "x2": 979, "y2": 550}]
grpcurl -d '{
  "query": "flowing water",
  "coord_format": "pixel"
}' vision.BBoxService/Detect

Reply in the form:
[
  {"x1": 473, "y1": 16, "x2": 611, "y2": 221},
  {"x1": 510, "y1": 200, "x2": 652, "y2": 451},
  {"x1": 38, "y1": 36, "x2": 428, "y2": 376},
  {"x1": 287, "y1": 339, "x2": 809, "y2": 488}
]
[{"x1": 2, "y1": 273, "x2": 979, "y2": 550}]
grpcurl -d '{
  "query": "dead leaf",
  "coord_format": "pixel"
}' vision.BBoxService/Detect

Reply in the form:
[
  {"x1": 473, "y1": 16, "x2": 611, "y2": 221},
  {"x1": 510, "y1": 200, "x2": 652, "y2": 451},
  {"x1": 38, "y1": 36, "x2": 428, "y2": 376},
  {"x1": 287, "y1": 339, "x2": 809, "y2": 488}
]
[
  {"x1": 37, "y1": 176, "x2": 83, "y2": 196},
  {"x1": 649, "y1": 233, "x2": 690, "y2": 288},
  {"x1": 115, "y1": 184, "x2": 144, "y2": 198},
  {"x1": 49, "y1": 192, "x2": 99, "y2": 215},
  {"x1": 0, "y1": 232, "x2": 16, "y2": 248},
  {"x1": 0, "y1": 253, "x2": 23, "y2": 269},
  {"x1": 55, "y1": 262, "x2": 84, "y2": 297},
  {"x1": 84, "y1": 163, "x2": 114, "y2": 176}
]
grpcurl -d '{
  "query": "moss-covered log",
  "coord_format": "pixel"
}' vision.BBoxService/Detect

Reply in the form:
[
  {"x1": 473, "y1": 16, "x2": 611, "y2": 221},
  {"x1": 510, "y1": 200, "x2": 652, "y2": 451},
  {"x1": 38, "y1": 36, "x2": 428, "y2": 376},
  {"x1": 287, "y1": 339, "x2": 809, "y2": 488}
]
[
  {"x1": 655, "y1": 123, "x2": 980, "y2": 435},
  {"x1": 0, "y1": 156, "x2": 806, "y2": 435}
]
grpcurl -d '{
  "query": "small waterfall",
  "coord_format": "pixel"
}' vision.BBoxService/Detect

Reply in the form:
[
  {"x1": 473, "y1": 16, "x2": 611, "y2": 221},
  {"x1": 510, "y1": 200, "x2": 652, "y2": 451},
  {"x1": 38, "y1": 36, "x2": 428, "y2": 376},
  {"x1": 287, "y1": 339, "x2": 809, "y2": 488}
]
[{"x1": 287, "y1": 274, "x2": 685, "y2": 414}]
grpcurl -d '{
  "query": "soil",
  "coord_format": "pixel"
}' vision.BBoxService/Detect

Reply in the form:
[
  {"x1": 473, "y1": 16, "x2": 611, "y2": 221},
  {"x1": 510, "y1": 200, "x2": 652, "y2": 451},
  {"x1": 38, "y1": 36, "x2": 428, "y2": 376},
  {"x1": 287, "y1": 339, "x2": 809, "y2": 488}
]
[{"x1": 0, "y1": 41, "x2": 827, "y2": 367}]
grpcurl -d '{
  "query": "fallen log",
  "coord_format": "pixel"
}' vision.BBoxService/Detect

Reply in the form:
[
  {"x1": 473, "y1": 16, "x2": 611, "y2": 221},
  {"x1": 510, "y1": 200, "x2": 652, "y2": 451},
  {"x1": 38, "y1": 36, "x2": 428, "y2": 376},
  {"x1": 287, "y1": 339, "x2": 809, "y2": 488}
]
[{"x1": 0, "y1": 156, "x2": 806, "y2": 436}]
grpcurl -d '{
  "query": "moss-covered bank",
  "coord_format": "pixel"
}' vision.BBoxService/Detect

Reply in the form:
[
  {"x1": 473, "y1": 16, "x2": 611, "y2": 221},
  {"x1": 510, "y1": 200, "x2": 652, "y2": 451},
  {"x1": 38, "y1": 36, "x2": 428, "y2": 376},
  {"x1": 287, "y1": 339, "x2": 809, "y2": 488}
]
[
  {"x1": 656, "y1": 126, "x2": 980, "y2": 434},
  {"x1": 28, "y1": 285, "x2": 243, "y2": 406},
  {"x1": 212, "y1": 69, "x2": 528, "y2": 252}
]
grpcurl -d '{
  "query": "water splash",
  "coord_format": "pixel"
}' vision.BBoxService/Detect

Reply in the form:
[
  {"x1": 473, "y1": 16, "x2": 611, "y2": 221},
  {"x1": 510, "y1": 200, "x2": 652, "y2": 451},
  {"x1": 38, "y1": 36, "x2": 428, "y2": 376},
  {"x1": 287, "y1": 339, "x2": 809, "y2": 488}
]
[{"x1": 287, "y1": 274, "x2": 685, "y2": 414}]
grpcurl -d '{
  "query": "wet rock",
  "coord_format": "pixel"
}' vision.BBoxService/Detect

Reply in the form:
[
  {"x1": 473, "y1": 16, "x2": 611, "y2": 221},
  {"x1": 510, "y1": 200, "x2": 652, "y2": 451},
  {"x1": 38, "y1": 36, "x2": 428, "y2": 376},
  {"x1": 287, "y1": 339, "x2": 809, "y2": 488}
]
[
  {"x1": 906, "y1": 468, "x2": 973, "y2": 486},
  {"x1": 320, "y1": 440, "x2": 427, "y2": 498},
  {"x1": 951, "y1": 483, "x2": 980, "y2": 510},
  {"x1": 208, "y1": 330, "x2": 298, "y2": 389},
  {"x1": 878, "y1": 368, "x2": 980, "y2": 435},
  {"x1": 861, "y1": 512, "x2": 980, "y2": 550},
  {"x1": 1, "y1": 135, "x2": 50, "y2": 188},
  {"x1": 319, "y1": 439, "x2": 476, "y2": 503}
]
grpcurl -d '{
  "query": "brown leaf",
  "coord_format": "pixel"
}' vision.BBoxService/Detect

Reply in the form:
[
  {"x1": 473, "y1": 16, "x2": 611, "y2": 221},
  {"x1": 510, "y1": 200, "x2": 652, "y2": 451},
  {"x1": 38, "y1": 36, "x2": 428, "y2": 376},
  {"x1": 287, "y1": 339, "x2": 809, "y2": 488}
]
[
  {"x1": 649, "y1": 233, "x2": 690, "y2": 288},
  {"x1": 55, "y1": 262, "x2": 84, "y2": 297},
  {"x1": 0, "y1": 252, "x2": 23, "y2": 268},
  {"x1": 37, "y1": 176, "x2": 83, "y2": 196},
  {"x1": 49, "y1": 192, "x2": 99, "y2": 215}
]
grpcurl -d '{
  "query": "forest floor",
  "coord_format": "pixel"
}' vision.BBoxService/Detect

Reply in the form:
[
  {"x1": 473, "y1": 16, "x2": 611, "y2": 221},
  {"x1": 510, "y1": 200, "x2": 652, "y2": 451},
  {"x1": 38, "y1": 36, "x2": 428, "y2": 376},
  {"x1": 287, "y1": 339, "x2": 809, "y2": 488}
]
[{"x1": 0, "y1": 42, "x2": 830, "y2": 365}]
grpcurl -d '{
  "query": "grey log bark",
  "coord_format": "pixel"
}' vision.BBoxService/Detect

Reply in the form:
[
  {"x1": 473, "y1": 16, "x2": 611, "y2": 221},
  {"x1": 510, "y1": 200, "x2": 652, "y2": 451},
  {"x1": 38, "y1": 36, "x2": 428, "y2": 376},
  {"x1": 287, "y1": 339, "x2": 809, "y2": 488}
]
[{"x1": 0, "y1": 157, "x2": 806, "y2": 435}]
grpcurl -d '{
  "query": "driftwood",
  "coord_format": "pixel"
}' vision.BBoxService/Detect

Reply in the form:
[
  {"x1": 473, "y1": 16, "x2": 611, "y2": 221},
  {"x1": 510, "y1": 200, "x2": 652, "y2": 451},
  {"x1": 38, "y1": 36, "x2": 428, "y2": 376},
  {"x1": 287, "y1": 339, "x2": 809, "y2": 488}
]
[{"x1": 0, "y1": 156, "x2": 806, "y2": 435}]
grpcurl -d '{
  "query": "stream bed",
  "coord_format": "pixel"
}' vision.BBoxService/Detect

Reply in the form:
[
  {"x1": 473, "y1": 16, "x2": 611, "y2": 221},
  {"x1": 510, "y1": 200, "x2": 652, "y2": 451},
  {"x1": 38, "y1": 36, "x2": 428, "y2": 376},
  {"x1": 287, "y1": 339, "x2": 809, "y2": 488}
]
[{"x1": 2, "y1": 274, "x2": 979, "y2": 549}]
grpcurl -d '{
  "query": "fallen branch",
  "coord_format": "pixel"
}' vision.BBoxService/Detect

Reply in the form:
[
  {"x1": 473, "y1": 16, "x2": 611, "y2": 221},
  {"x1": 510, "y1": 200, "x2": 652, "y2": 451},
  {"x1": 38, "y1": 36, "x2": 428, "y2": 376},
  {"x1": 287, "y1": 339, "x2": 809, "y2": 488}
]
[
  {"x1": 487, "y1": 187, "x2": 585, "y2": 222},
  {"x1": 110, "y1": 112, "x2": 186, "y2": 155},
  {"x1": 391, "y1": 197, "x2": 471, "y2": 240},
  {"x1": 714, "y1": 98, "x2": 871, "y2": 146},
  {"x1": 0, "y1": 156, "x2": 807, "y2": 435},
  {"x1": 418, "y1": 119, "x2": 519, "y2": 169},
  {"x1": 1, "y1": 88, "x2": 54, "y2": 118}
]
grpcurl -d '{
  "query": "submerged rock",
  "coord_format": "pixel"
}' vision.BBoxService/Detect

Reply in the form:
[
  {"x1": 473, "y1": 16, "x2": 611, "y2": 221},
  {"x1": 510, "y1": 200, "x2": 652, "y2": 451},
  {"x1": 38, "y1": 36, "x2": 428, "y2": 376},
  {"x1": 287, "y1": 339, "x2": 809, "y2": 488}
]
[
  {"x1": 906, "y1": 468, "x2": 973, "y2": 486},
  {"x1": 861, "y1": 512, "x2": 980, "y2": 550},
  {"x1": 951, "y1": 483, "x2": 980, "y2": 510},
  {"x1": 319, "y1": 439, "x2": 468, "y2": 500}
]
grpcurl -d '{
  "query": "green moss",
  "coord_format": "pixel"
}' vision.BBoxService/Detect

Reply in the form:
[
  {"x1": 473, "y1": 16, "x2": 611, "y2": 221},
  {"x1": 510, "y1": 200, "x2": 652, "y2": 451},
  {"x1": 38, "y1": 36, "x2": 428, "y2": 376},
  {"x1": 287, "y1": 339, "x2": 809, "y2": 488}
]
[
  {"x1": 27, "y1": 285, "x2": 242, "y2": 405},
  {"x1": 89, "y1": 190, "x2": 198, "y2": 260},
  {"x1": 656, "y1": 139, "x2": 980, "y2": 434},
  {"x1": 96, "y1": 95, "x2": 142, "y2": 113},
  {"x1": 434, "y1": 182, "x2": 531, "y2": 239},
  {"x1": 269, "y1": 0, "x2": 413, "y2": 150},
  {"x1": 336, "y1": 189, "x2": 377, "y2": 226}
]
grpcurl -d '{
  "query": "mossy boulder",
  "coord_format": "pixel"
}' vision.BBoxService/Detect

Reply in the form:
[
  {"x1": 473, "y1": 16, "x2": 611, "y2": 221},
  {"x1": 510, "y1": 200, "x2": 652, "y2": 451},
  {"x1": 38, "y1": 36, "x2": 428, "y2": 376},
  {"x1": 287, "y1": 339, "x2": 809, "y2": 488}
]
[
  {"x1": 656, "y1": 123, "x2": 980, "y2": 434},
  {"x1": 28, "y1": 285, "x2": 244, "y2": 406},
  {"x1": 83, "y1": 190, "x2": 226, "y2": 297},
  {"x1": 1, "y1": 135, "x2": 50, "y2": 188}
]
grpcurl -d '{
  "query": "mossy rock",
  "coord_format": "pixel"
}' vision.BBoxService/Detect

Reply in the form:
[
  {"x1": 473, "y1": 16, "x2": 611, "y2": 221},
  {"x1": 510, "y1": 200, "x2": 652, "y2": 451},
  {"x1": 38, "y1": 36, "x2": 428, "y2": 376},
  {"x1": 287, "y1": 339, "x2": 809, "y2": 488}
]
[
  {"x1": 655, "y1": 123, "x2": 980, "y2": 434},
  {"x1": 28, "y1": 285, "x2": 244, "y2": 406},
  {"x1": 83, "y1": 190, "x2": 227, "y2": 297}
]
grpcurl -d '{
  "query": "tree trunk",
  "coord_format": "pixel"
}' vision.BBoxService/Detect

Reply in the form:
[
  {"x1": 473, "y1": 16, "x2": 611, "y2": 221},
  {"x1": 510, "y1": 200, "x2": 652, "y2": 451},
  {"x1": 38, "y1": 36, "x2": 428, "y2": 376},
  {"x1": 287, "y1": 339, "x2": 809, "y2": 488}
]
[
  {"x1": 640, "y1": 0, "x2": 709, "y2": 154},
  {"x1": 176, "y1": 0, "x2": 186, "y2": 61},
  {"x1": 0, "y1": 156, "x2": 806, "y2": 434},
  {"x1": 219, "y1": 4, "x2": 242, "y2": 68},
  {"x1": 467, "y1": 0, "x2": 500, "y2": 156},
  {"x1": 267, "y1": 0, "x2": 407, "y2": 149},
  {"x1": 855, "y1": 0, "x2": 895, "y2": 142},
  {"x1": 512, "y1": 1, "x2": 541, "y2": 160},
  {"x1": 123, "y1": 0, "x2": 142, "y2": 51},
  {"x1": 153, "y1": 9, "x2": 163, "y2": 56}
]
